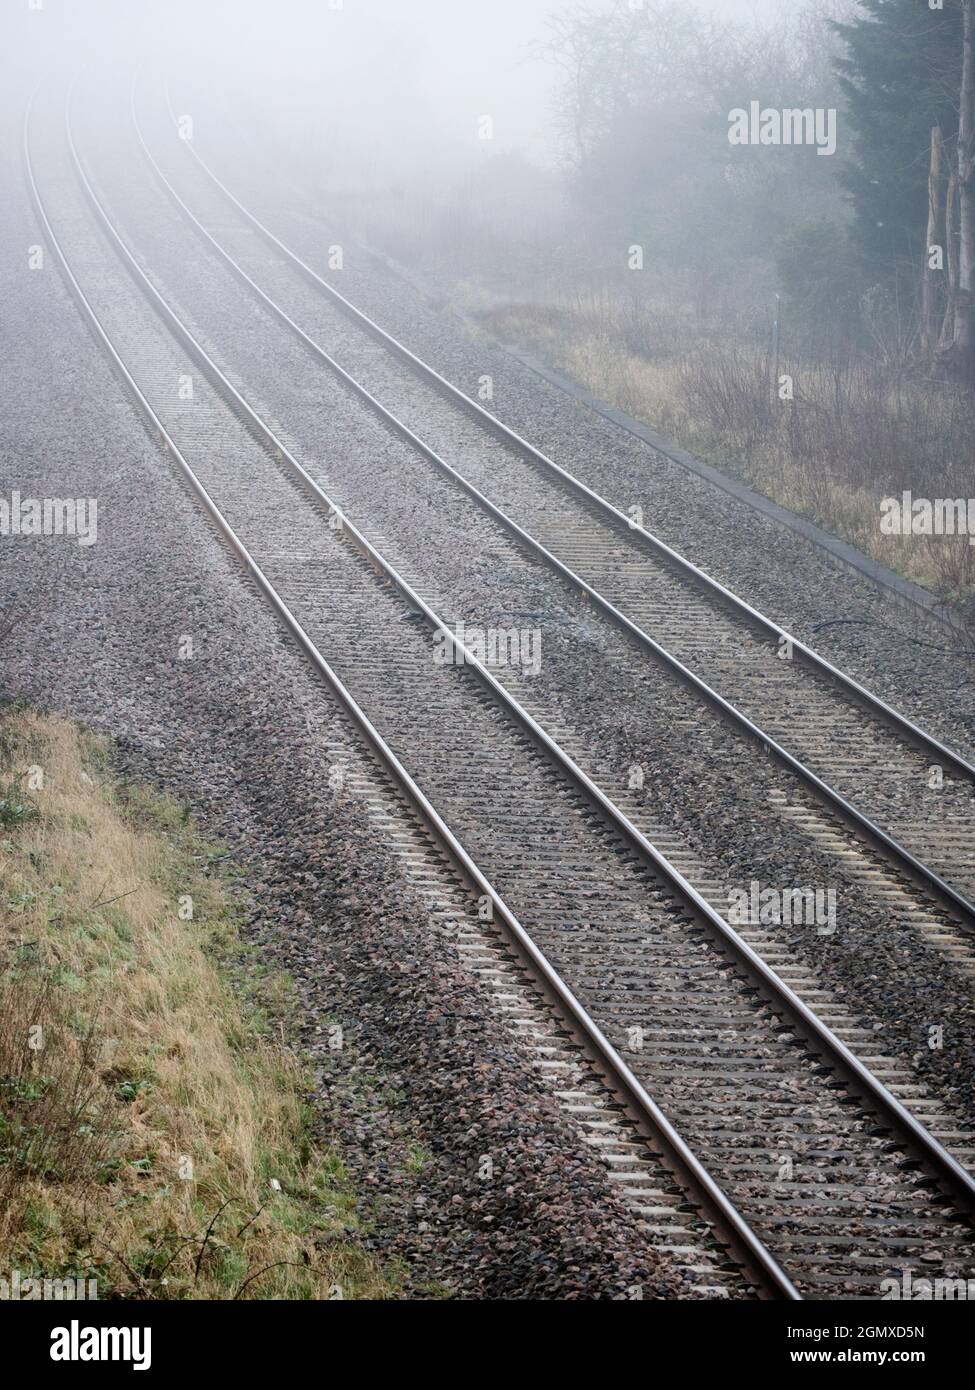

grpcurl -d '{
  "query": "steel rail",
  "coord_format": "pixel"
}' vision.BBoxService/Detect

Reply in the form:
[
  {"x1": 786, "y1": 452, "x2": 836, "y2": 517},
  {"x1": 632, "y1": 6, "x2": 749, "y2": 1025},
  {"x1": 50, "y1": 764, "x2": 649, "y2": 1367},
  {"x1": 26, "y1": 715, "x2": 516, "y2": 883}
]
[
  {"x1": 130, "y1": 77, "x2": 975, "y2": 934},
  {"x1": 159, "y1": 78, "x2": 975, "y2": 792},
  {"x1": 60, "y1": 79, "x2": 975, "y2": 1223},
  {"x1": 22, "y1": 78, "x2": 798, "y2": 1302}
]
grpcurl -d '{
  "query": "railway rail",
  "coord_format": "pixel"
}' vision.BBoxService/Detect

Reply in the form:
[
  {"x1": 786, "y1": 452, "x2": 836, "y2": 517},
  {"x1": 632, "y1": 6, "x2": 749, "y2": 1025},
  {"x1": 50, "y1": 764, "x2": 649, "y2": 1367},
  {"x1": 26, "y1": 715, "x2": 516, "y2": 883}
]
[
  {"x1": 22, "y1": 74, "x2": 975, "y2": 1299},
  {"x1": 144, "y1": 75, "x2": 975, "y2": 930},
  {"x1": 106, "y1": 75, "x2": 975, "y2": 962}
]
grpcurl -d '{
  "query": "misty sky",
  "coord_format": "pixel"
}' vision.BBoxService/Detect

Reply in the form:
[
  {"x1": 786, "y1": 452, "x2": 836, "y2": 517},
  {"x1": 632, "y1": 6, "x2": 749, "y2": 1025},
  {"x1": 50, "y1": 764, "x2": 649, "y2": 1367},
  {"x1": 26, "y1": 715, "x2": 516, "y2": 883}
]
[
  {"x1": 143, "y1": 0, "x2": 824, "y2": 162},
  {"x1": 389, "y1": 0, "x2": 806, "y2": 154},
  {"x1": 5, "y1": 0, "x2": 827, "y2": 165}
]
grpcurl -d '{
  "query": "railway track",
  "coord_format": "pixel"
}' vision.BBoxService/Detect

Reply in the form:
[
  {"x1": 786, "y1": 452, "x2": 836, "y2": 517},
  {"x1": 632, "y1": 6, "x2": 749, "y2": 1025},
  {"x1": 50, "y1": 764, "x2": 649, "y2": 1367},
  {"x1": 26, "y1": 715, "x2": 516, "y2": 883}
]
[
  {"x1": 104, "y1": 75, "x2": 975, "y2": 1070},
  {"x1": 23, "y1": 74, "x2": 975, "y2": 1299},
  {"x1": 113, "y1": 73, "x2": 975, "y2": 1024},
  {"x1": 139, "y1": 74, "x2": 975, "y2": 931},
  {"x1": 48, "y1": 71, "x2": 971, "y2": 1053}
]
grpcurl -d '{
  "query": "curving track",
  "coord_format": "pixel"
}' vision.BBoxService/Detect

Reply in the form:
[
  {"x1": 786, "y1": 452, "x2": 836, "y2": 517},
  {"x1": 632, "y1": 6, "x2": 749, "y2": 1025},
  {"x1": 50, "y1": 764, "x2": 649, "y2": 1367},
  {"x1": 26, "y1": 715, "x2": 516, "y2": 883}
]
[
  {"x1": 144, "y1": 75, "x2": 975, "y2": 928},
  {"x1": 21, "y1": 72, "x2": 975, "y2": 1299}
]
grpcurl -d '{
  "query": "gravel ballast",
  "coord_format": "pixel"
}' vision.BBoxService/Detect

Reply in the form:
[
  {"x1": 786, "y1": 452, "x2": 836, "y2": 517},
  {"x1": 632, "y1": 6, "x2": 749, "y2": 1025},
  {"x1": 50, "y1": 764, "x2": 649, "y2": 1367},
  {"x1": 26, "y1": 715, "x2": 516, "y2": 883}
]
[
  {"x1": 0, "y1": 72, "x2": 694, "y2": 1300},
  {"x1": 7, "y1": 66, "x2": 975, "y2": 1299},
  {"x1": 64, "y1": 88, "x2": 975, "y2": 1129},
  {"x1": 180, "y1": 112, "x2": 975, "y2": 762}
]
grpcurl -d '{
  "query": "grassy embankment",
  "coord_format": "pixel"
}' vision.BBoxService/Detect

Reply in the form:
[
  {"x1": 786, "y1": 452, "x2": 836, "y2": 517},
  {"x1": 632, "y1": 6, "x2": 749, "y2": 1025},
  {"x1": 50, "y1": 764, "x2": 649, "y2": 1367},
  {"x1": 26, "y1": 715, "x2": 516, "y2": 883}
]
[
  {"x1": 0, "y1": 705, "x2": 394, "y2": 1299},
  {"x1": 482, "y1": 293, "x2": 975, "y2": 622}
]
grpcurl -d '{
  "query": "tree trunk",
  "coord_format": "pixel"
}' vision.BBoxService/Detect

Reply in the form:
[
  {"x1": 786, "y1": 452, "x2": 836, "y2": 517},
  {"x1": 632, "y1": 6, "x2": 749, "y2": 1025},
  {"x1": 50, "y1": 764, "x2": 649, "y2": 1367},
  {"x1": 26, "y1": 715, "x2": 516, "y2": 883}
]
[
  {"x1": 922, "y1": 125, "x2": 942, "y2": 357},
  {"x1": 940, "y1": 171, "x2": 959, "y2": 347},
  {"x1": 954, "y1": 0, "x2": 975, "y2": 378}
]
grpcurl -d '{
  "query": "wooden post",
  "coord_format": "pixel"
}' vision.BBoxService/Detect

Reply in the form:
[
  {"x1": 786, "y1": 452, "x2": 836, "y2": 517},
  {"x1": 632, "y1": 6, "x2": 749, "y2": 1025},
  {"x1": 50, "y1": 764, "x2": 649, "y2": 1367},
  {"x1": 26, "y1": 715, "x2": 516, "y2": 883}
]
[
  {"x1": 922, "y1": 126, "x2": 942, "y2": 358},
  {"x1": 940, "y1": 171, "x2": 959, "y2": 348}
]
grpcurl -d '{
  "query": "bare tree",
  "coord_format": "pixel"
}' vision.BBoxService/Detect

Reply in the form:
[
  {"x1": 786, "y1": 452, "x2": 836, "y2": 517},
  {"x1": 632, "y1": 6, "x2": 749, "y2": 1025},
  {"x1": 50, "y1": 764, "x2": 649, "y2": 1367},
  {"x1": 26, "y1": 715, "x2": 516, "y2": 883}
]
[
  {"x1": 957, "y1": 0, "x2": 975, "y2": 378},
  {"x1": 942, "y1": 0, "x2": 975, "y2": 378},
  {"x1": 941, "y1": 168, "x2": 960, "y2": 348}
]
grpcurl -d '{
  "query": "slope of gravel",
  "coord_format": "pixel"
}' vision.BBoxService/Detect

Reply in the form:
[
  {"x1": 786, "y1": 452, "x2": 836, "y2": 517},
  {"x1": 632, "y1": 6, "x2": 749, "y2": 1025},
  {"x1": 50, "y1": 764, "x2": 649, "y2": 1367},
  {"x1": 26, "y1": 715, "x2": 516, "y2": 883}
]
[{"x1": 0, "y1": 72, "x2": 691, "y2": 1301}]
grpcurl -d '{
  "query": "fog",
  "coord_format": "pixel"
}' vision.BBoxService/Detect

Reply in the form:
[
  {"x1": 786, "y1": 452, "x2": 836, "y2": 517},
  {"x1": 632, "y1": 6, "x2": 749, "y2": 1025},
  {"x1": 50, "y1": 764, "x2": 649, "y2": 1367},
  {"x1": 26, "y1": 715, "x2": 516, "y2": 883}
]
[
  {"x1": 10, "y1": 0, "x2": 969, "y2": 575},
  {"x1": 7, "y1": 0, "x2": 812, "y2": 165}
]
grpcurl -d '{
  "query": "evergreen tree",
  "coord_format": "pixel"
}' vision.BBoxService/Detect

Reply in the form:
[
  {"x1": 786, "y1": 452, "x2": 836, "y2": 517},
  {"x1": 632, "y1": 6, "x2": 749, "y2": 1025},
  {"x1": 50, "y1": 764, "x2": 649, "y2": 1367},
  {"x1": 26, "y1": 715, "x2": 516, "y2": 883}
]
[{"x1": 833, "y1": 0, "x2": 962, "y2": 288}]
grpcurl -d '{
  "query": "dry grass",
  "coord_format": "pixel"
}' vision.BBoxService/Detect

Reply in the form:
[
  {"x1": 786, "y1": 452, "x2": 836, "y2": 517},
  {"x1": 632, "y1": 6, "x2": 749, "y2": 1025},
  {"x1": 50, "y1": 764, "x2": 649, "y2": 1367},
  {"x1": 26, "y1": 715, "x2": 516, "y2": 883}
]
[
  {"x1": 0, "y1": 706, "x2": 394, "y2": 1300},
  {"x1": 486, "y1": 299, "x2": 975, "y2": 623}
]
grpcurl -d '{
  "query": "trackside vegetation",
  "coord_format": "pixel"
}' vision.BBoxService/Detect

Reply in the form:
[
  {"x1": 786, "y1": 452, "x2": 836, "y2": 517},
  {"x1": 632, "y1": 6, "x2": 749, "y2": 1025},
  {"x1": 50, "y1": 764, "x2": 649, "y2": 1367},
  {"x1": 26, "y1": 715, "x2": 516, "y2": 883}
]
[{"x1": 0, "y1": 706, "x2": 394, "y2": 1300}]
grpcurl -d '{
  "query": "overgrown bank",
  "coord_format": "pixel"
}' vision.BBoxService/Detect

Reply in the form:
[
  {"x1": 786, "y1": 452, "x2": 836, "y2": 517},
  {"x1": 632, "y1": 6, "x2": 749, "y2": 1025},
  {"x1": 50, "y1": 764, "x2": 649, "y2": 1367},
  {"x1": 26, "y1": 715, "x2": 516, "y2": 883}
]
[
  {"x1": 0, "y1": 706, "x2": 393, "y2": 1300},
  {"x1": 482, "y1": 296, "x2": 975, "y2": 624}
]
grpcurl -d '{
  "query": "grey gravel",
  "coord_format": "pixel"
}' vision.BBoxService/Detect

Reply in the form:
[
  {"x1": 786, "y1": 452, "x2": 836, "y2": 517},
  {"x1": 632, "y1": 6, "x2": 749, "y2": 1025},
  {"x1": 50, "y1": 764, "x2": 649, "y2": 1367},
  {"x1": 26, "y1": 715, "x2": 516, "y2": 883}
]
[
  {"x1": 0, "y1": 71, "x2": 693, "y2": 1301},
  {"x1": 72, "y1": 85, "x2": 975, "y2": 1131}
]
